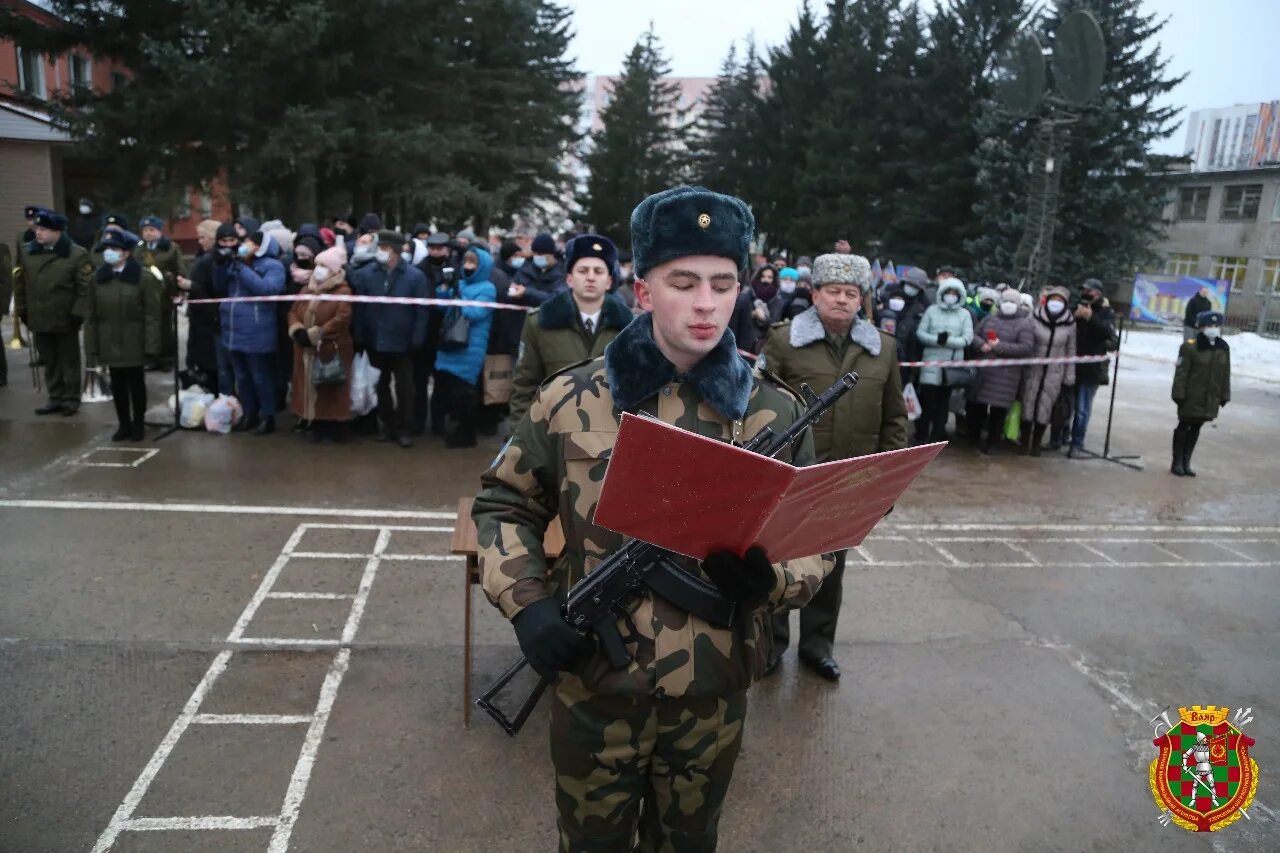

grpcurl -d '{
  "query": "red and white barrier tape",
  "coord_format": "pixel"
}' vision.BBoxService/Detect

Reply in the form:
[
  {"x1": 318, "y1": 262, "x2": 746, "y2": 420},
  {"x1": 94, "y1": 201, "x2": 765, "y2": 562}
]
[
  {"x1": 898, "y1": 354, "x2": 1111, "y2": 368},
  {"x1": 184, "y1": 293, "x2": 532, "y2": 311}
]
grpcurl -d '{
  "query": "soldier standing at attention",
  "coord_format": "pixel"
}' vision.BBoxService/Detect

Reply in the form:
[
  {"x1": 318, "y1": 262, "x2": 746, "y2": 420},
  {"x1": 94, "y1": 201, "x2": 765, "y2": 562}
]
[
  {"x1": 473, "y1": 186, "x2": 833, "y2": 852},
  {"x1": 135, "y1": 216, "x2": 185, "y2": 372},
  {"x1": 507, "y1": 233, "x2": 634, "y2": 427},
  {"x1": 761, "y1": 253, "x2": 909, "y2": 680},
  {"x1": 14, "y1": 210, "x2": 93, "y2": 416}
]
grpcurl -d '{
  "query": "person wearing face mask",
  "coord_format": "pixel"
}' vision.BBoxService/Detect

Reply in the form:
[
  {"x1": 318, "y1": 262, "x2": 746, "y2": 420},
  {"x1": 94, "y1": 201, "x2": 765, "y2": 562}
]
[
  {"x1": 283, "y1": 230, "x2": 326, "y2": 429},
  {"x1": 14, "y1": 209, "x2": 93, "y2": 416},
  {"x1": 69, "y1": 198, "x2": 98, "y2": 250},
  {"x1": 433, "y1": 246, "x2": 496, "y2": 448},
  {"x1": 794, "y1": 255, "x2": 813, "y2": 282},
  {"x1": 85, "y1": 229, "x2": 162, "y2": 441},
  {"x1": 761, "y1": 253, "x2": 907, "y2": 681},
  {"x1": 411, "y1": 232, "x2": 456, "y2": 436},
  {"x1": 287, "y1": 245, "x2": 354, "y2": 444},
  {"x1": 914, "y1": 277, "x2": 973, "y2": 442},
  {"x1": 1066, "y1": 278, "x2": 1117, "y2": 459},
  {"x1": 135, "y1": 215, "x2": 185, "y2": 373},
  {"x1": 968, "y1": 286, "x2": 997, "y2": 322},
  {"x1": 966, "y1": 288, "x2": 1034, "y2": 452},
  {"x1": 1018, "y1": 284, "x2": 1077, "y2": 456},
  {"x1": 748, "y1": 264, "x2": 780, "y2": 345},
  {"x1": 176, "y1": 219, "x2": 224, "y2": 393},
  {"x1": 208, "y1": 224, "x2": 243, "y2": 396},
  {"x1": 767, "y1": 266, "x2": 811, "y2": 322},
  {"x1": 511, "y1": 232, "x2": 566, "y2": 304},
  {"x1": 331, "y1": 214, "x2": 356, "y2": 250},
  {"x1": 876, "y1": 267, "x2": 932, "y2": 384},
  {"x1": 1170, "y1": 311, "x2": 1230, "y2": 476},
  {"x1": 349, "y1": 230, "x2": 428, "y2": 447},
  {"x1": 223, "y1": 230, "x2": 286, "y2": 435}
]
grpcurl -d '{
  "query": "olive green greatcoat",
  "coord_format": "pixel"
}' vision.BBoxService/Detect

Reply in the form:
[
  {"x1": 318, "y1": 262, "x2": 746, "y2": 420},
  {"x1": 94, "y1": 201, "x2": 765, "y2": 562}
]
[
  {"x1": 134, "y1": 236, "x2": 184, "y2": 360},
  {"x1": 14, "y1": 234, "x2": 93, "y2": 333},
  {"x1": 0, "y1": 241, "x2": 12, "y2": 315},
  {"x1": 761, "y1": 307, "x2": 910, "y2": 461},
  {"x1": 1173, "y1": 335, "x2": 1231, "y2": 421},
  {"x1": 507, "y1": 289, "x2": 633, "y2": 425},
  {"x1": 84, "y1": 258, "x2": 163, "y2": 368}
]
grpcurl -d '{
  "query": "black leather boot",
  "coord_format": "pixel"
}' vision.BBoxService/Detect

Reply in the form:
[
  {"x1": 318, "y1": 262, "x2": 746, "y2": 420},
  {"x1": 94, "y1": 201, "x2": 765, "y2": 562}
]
[
  {"x1": 1171, "y1": 427, "x2": 1187, "y2": 476},
  {"x1": 1182, "y1": 428, "x2": 1199, "y2": 477},
  {"x1": 1030, "y1": 424, "x2": 1046, "y2": 457}
]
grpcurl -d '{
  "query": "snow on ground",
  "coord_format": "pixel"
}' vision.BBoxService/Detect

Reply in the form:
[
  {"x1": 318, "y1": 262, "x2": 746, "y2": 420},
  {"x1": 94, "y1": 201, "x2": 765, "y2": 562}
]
[{"x1": 1120, "y1": 328, "x2": 1280, "y2": 383}]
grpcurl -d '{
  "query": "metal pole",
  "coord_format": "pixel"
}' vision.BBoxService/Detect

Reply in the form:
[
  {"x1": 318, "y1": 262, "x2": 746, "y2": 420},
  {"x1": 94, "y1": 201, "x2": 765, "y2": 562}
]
[
  {"x1": 150, "y1": 302, "x2": 183, "y2": 441},
  {"x1": 1102, "y1": 314, "x2": 1123, "y2": 458}
]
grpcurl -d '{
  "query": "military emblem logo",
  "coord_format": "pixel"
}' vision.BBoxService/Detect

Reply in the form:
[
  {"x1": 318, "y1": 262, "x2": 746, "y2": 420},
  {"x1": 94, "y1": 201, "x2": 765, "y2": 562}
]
[
  {"x1": 1149, "y1": 705, "x2": 1257, "y2": 831},
  {"x1": 697, "y1": 212, "x2": 711, "y2": 229}
]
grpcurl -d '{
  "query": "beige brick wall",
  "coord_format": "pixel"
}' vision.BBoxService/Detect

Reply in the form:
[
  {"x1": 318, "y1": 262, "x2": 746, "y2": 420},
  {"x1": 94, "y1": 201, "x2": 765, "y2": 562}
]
[{"x1": 0, "y1": 141, "x2": 54, "y2": 253}]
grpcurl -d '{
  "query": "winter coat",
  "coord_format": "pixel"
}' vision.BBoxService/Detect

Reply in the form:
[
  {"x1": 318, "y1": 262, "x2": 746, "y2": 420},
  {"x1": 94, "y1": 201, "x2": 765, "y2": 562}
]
[
  {"x1": 508, "y1": 289, "x2": 633, "y2": 425},
  {"x1": 220, "y1": 235, "x2": 286, "y2": 354},
  {"x1": 1173, "y1": 334, "x2": 1230, "y2": 422},
  {"x1": 434, "y1": 247, "x2": 496, "y2": 385},
  {"x1": 84, "y1": 257, "x2": 162, "y2": 368},
  {"x1": 288, "y1": 272, "x2": 355, "y2": 423},
  {"x1": 1073, "y1": 297, "x2": 1117, "y2": 386},
  {"x1": 969, "y1": 311, "x2": 1034, "y2": 408},
  {"x1": 1183, "y1": 293, "x2": 1212, "y2": 329},
  {"x1": 185, "y1": 251, "x2": 219, "y2": 373},
  {"x1": 350, "y1": 257, "x2": 429, "y2": 354},
  {"x1": 0, "y1": 242, "x2": 11, "y2": 316},
  {"x1": 14, "y1": 234, "x2": 93, "y2": 333},
  {"x1": 767, "y1": 287, "x2": 812, "y2": 323},
  {"x1": 485, "y1": 266, "x2": 523, "y2": 357},
  {"x1": 511, "y1": 260, "x2": 567, "y2": 306},
  {"x1": 761, "y1": 307, "x2": 909, "y2": 460},
  {"x1": 1020, "y1": 305, "x2": 1077, "y2": 425},
  {"x1": 729, "y1": 288, "x2": 760, "y2": 354},
  {"x1": 135, "y1": 235, "x2": 184, "y2": 360},
  {"x1": 878, "y1": 283, "x2": 931, "y2": 363},
  {"x1": 69, "y1": 214, "x2": 97, "y2": 250},
  {"x1": 915, "y1": 279, "x2": 974, "y2": 386}
]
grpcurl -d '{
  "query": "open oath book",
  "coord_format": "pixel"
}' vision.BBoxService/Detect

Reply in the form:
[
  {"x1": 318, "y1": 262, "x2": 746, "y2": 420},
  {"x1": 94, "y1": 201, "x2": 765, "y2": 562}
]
[{"x1": 591, "y1": 413, "x2": 947, "y2": 563}]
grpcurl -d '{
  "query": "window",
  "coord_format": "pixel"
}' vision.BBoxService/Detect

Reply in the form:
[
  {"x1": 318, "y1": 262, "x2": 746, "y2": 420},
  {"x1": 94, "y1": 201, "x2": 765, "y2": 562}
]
[
  {"x1": 16, "y1": 47, "x2": 45, "y2": 99},
  {"x1": 1220, "y1": 184, "x2": 1262, "y2": 221},
  {"x1": 1263, "y1": 259, "x2": 1280, "y2": 296},
  {"x1": 1273, "y1": 189, "x2": 1280, "y2": 222},
  {"x1": 70, "y1": 53, "x2": 91, "y2": 90},
  {"x1": 1211, "y1": 256, "x2": 1250, "y2": 293},
  {"x1": 111, "y1": 71, "x2": 127, "y2": 91},
  {"x1": 1177, "y1": 186, "x2": 1210, "y2": 220},
  {"x1": 1165, "y1": 253, "x2": 1199, "y2": 276}
]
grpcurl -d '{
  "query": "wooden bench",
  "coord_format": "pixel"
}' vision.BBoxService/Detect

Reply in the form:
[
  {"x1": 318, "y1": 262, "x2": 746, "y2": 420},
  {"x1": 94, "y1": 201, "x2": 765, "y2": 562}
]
[{"x1": 451, "y1": 496, "x2": 564, "y2": 727}]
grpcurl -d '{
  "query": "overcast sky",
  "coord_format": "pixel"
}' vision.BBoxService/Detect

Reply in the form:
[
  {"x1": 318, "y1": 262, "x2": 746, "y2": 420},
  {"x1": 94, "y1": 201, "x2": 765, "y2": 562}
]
[{"x1": 565, "y1": 0, "x2": 1280, "y2": 155}]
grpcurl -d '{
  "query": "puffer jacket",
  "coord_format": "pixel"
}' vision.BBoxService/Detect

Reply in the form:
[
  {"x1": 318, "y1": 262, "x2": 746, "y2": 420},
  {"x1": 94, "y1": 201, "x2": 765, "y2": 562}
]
[
  {"x1": 969, "y1": 311, "x2": 1034, "y2": 407},
  {"x1": 1020, "y1": 303, "x2": 1077, "y2": 424},
  {"x1": 220, "y1": 235, "x2": 286, "y2": 354},
  {"x1": 434, "y1": 246, "x2": 496, "y2": 384},
  {"x1": 915, "y1": 279, "x2": 974, "y2": 385},
  {"x1": 349, "y1": 256, "x2": 430, "y2": 354},
  {"x1": 1173, "y1": 334, "x2": 1230, "y2": 421}
]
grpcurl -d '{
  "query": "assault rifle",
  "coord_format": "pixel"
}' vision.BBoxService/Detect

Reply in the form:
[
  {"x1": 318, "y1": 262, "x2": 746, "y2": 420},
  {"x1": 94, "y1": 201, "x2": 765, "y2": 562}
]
[{"x1": 476, "y1": 372, "x2": 859, "y2": 735}]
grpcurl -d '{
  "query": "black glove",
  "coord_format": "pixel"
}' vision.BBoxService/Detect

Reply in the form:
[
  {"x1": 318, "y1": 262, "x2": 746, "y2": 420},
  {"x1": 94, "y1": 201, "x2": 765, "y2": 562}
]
[
  {"x1": 512, "y1": 597, "x2": 592, "y2": 680},
  {"x1": 291, "y1": 328, "x2": 312, "y2": 348},
  {"x1": 701, "y1": 546, "x2": 776, "y2": 610},
  {"x1": 936, "y1": 331, "x2": 949, "y2": 345}
]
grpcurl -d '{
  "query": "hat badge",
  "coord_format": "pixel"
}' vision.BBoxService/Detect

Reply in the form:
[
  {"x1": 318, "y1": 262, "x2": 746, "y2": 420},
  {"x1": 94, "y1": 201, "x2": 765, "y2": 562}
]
[
  {"x1": 697, "y1": 213, "x2": 711, "y2": 229},
  {"x1": 592, "y1": 243, "x2": 602, "y2": 251}
]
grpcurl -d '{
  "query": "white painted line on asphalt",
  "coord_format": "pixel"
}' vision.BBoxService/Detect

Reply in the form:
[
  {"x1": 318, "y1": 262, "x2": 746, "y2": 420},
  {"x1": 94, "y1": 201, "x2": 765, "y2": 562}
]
[
  {"x1": 92, "y1": 650, "x2": 234, "y2": 853},
  {"x1": 1077, "y1": 543, "x2": 1119, "y2": 564},
  {"x1": 342, "y1": 530, "x2": 390, "y2": 645},
  {"x1": 226, "y1": 526, "x2": 309, "y2": 643},
  {"x1": 287, "y1": 551, "x2": 380, "y2": 560},
  {"x1": 0, "y1": 498, "x2": 456, "y2": 519},
  {"x1": 192, "y1": 713, "x2": 313, "y2": 725},
  {"x1": 1003, "y1": 542, "x2": 1041, "y2": 565},
  {"x1": 851, "y1": 545, "x2": 874, "y2": 563},
  {"x1": 1213, "y1": 542, "x2": 1261, "y2": 563},
  {"x1": 269, "y1": 648, "x2": 351, "y2": 853},
  {"x1": 266, "y1": 592, "x2": 355, "y2": 600},
  {"x1": 301, "y1": 523, "x2": 456, "y2": 532},
  {"x1": 228, "y1": 638, "x2": 342, "y2": 647},
  {"x1": 1032, "y1": 638, "x2": 1151, "y2": 717},
  {"x1": 73, "y1": 447, "x2": 161, "y2": 468},
  {"x1": 122, "y1": 815, "x2": 279, "y2": 831},
  {"x1": 929, "y1": 543, "x2": 965, "y2": 567},
  {"x1": 1150, "y1": 543, "x2": 1188, "y2": 562}
]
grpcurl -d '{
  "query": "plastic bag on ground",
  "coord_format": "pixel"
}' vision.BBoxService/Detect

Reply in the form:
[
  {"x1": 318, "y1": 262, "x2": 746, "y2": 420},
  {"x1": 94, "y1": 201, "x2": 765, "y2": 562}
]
[
  {"x1": 205, "y1": 394, "x2": 244, "y2": 434},
  {"x1": 350, "y1": 352, "x2": 381, "y2": 416},
  {"x1": 180, "y1": 391, "x2": 216, "y2": 429},
  {"x1": 902, "y1": 382, "x2": 922, "y2": 422}
]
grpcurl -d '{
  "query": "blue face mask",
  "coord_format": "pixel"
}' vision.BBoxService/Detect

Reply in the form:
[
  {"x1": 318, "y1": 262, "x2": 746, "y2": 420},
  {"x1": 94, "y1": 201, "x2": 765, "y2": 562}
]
[
  {"x1": 103, "y1": 248, "x2": 124, "y2": 265},
  {"x1": 532, "y1": 255, "x2": 549, "y2": 270},
  {"x1": 237, "y1": 243, "x2": 251, "y2": 258},
  {"x1": 509, "y1": 256, "x2": 526, "y2": 269}
]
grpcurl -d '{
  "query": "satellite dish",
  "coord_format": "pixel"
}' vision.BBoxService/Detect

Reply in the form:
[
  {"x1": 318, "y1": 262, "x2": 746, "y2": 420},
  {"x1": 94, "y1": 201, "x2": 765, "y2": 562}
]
[
  {"x1": 1053, "y1": 10, "x2": 1106, "y2": 107},
  {"x1": 994, "y1": 34, "x2": 1046, "y2": 116}
]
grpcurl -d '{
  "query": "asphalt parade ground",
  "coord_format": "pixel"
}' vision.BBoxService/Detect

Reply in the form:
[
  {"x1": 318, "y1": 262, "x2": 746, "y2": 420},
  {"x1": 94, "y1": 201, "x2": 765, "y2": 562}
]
[{"x1": 1, "y1": 330, "x2": 1278, "y2": 852}]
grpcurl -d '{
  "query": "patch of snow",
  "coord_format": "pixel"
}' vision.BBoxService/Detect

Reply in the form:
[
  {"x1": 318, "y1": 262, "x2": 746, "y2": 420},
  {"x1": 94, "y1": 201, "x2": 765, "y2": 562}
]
[{"x1": 1120, "y1": 330, "x2": 1280, "y2": 383}]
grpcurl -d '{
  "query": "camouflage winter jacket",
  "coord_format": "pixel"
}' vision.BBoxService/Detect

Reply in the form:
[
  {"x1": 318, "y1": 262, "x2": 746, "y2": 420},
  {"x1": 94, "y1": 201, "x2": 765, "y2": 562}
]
[{"x1": 474, "y1": 313, "x2": 833, "y2": 698}]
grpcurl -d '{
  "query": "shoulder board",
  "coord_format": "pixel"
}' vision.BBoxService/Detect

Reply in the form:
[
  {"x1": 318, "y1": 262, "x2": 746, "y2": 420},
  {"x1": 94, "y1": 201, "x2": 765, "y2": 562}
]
[
  {"x1": 536, "y1": 355, "x2": 600, "y2": 392},
  {"x1": 754, "y1": 365, "x2": 804, "y2": 406},
  {"x1": 770, "y1": 319, "x2": 791, "y2": 329}
]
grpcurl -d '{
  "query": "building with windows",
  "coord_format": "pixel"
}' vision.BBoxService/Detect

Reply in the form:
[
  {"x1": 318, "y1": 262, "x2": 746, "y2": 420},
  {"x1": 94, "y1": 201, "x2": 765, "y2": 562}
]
[
  {"x1": 1182, "y1": 101, "x2": 1280, "y2": 173},
  {"x1": 1152, "y1": 163, "x2": 1280, "y2": 332}
]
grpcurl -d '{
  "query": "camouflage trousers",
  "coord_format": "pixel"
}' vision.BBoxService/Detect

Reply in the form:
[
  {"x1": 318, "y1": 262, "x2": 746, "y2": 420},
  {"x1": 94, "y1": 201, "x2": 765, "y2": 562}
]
[{"x1": 550, "y1": 674, "x2": 748, "y2": 852}]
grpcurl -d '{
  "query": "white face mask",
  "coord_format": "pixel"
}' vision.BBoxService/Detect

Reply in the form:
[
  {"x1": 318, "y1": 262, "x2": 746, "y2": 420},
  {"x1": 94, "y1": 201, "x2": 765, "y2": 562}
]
[
  {"x1": 888, "y1": 297, "x2": 905, "y2": 312},
  {"x1": 79, "y1": 204, "x2": 92, "y2": 215},
  {"x1": 401, "y1": 251, "x2": 413, "y2": 264},
  {"x1": 903, "y1": 284, "x2": 920, "y2": 297},
  {"x1": 1046, "y1": 299, "x2": 1066, "y2": 315},
  {"x1": 103, "y1": 248, "x2": 124, "y2": 265},
  {"x1": 375, "y1": 248, "x2": 392, "y2": 265},
  {"x1": 353, "y1": 244, "x2": 373, "y2": 260},
  {"x1": 999, "y1": 301, "x2": 1018, "y2": 316},
  {"x1": 313, "y1": 266, "x2": 330, "y2": 282},
  {"x1": 1202, "y1": 326, "x2": 1221, "y2": 339},
  {"x1": 779, "y1": 280, "x2": 796, "y2": 294},
  {"x1": 509, "y1": 256, "x2": 526, "y2": 269},
  {"x1": 942, "y1": 294, "x2": 960, "y2": 306}
]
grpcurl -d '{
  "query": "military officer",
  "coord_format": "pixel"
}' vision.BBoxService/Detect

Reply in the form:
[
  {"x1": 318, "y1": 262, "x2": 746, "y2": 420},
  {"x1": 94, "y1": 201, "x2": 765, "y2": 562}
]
[
  {"x1": 14, "y1": 204, "x2": 44, "y2": 264},
  {"x1": 14, "y1": 210, "x2": 94, "y2": 415},
  {"x1": 507, "y1": 233, "x2": 634, "y2": 426},
  {"x1": 473, "y1": 186, "x2": 833, "y2": 852},
  {"x1": 1, "y1": 238, "x2": 11, "y2": 387},
  {"x1": 135, "y1": 215, "x2": 184, "y2": 371},
  {"x1": 1170, "y1": 310, "x2": 1231, "y2": 477},
  {"x1": 760, "y1": 253, "x2": 909, "y2": 680}
]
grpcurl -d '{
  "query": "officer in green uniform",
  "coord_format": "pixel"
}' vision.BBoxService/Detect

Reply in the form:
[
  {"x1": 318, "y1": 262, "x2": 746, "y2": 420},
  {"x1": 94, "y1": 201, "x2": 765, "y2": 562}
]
[
  {"x1": 14, "y1": 210, "x2": 93, "y2": 415},
  {"x1": 135, "y1": 215, "x2": 184, "y2": 371},
  {"x1": 473, "y1": 186, "x2": 833, "y2": 852},
  {"x1": 507, "y1": 233, "x2": 634, "y2": 426},
  {"x1": 760, "y1": 253, "x2": 909, "y2": 680},
  {"x1": 0, "y1": 239, "x2": 11, "y2": 387},
  {"x1": 1171, "y1": 310, "x2": 1231, "y2": 477}
]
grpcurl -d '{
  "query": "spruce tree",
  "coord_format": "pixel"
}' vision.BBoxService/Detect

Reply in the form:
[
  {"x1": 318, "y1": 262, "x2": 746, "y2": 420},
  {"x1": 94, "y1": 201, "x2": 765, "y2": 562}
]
[
  {"x1": 583, "y1": 28, "x2": 691, "y2": 246},
  {"x1": 691, "y1": 40, "x2": 764, "y2": 203}
]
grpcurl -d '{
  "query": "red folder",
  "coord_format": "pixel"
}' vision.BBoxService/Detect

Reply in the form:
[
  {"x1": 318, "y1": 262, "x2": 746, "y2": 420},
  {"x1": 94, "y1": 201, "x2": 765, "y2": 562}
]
[{"x1": 591, "y1": 413, "x2": 946, "y2": 562}]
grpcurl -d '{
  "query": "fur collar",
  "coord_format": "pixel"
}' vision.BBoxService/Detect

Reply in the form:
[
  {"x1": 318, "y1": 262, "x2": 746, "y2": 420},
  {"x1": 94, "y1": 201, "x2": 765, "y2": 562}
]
[
  {"x1": 788, "y1": 306, "x2": 882, "y2": 356},
  {"x1": 603, "y1": 312, "x2": 752, "y2": 421},
  {"x1": 29, "y1": 233, "x2": 72, "y2": 258},
  {"x1": 539, "y1": 289, "x2": 633, "y2": 332},
  {"x1": 96, "y1": 256, "x2": 142, "y2": 284}
]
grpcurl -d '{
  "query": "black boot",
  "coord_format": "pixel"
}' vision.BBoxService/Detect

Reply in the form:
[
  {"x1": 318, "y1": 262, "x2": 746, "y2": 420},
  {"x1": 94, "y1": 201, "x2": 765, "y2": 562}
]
[
  {"x1": 252, "y1": 415, "x2": 275, "y2": 436},
  {"x1": 1182, "y1": 427, "x2": 1199, "y2": 477},
  {"x1": 1171, "y1": 427, "x2": 1187, "y2": 476},
  {"x1": 1030, "y1": 424, "x2": 1046, "y2": 457},
  {"x1": 111, "y1": 423, "x2": 131, "y2": 442}
]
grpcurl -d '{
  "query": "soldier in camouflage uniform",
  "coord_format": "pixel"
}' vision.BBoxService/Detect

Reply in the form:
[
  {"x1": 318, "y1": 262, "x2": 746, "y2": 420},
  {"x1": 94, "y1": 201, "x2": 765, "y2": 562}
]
[{"x1": 473, "y1": 186, "x2": 833, "y2": 852}]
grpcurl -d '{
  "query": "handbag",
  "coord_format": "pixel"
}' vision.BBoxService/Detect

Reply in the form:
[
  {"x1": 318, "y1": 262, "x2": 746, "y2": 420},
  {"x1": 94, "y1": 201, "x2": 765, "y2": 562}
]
[
  {"x1": 312, "y1": 339, "x2": 346, "y2": 386},
  {"x1": 439, "y1": 306, "x2": 470, "y2": 352},
  {"x1": 944, "y1": 365, "x2": 977, "y2": 386}
]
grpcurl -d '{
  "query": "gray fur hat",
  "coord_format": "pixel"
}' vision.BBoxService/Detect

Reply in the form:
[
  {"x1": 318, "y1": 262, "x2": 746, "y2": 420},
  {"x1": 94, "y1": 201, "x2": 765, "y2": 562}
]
[{"x1": 812, "y1": 253, "x2": 873, "y2": 290}]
